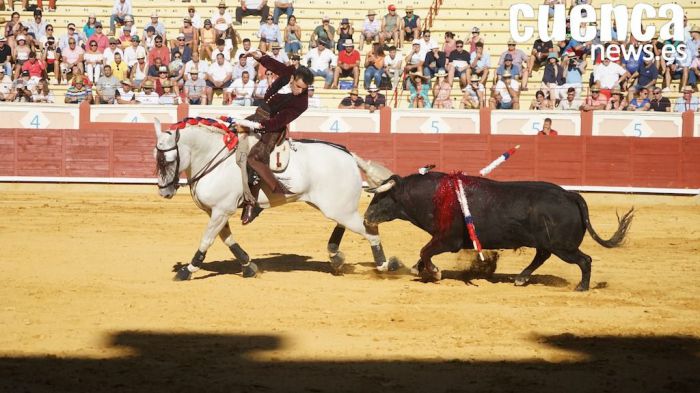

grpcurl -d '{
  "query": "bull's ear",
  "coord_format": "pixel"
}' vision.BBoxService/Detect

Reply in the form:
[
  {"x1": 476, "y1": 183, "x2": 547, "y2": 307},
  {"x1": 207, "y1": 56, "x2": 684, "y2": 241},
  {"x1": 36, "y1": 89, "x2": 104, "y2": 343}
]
[{"x1": 367, "y1": 179, "x2": 396, "y2": 194}]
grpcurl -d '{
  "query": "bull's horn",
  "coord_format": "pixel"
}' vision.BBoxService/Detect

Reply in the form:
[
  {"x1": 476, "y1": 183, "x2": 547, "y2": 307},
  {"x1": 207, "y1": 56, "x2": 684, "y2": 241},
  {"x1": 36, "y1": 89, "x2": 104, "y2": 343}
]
[
  {"x1": 367, "y1": 179, "x2": 396, "y2": 194},
  {"x1": 154, "y1": 118, "x2": 162, "y2": 139}
]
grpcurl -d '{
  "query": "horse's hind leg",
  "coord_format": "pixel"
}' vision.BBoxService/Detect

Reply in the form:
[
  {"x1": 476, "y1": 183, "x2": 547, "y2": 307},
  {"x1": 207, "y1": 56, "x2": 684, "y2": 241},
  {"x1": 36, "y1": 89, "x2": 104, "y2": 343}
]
[
  {"x1": 174, "y1": 210, "x2": 237, "y2": 281},
  {"x1": 218, "y1": 222, "x2": 258, "y2": 278},
  {"x1": 514, "y1": 248, "x2": 551, "y2": 286},
  {"x1": 334, "y1": 212, "x2": 398, "y2": 272},
  {"x1": 327, "y1": 224, "x2": 346, "y2": 274}
]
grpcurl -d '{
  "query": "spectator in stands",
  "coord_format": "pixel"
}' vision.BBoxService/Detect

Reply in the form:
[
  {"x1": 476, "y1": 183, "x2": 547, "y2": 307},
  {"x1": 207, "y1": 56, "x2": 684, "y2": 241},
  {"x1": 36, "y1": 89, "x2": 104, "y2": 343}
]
[
  {"x1": 9, "y1": 70, "x2": 36, "y2": 102},
  {"x1": 268, "y1": 41, "x2": 289, "y2": 65},
  {"x1": 205, "y1": 52, "x2": 233, "y2": 104},
  {"x1": 307, "y1": 85, "x2": 322, "y2": 108},
  {"x1": 402, "y1": 5, "x2": 420, "y2": 44},
  {"x1": 232, "y1": 53, "x2": 255, "y2": 80},
  {"x1": 495, "y1": 53, "x2": 519, "y2": 84},
  {"x1": 626, "y1": 57, "x2": 658, "y2": 98},
  {"x1": 527, "y1": 36, "x2": 552, "y2": 74},
  {"x1": 27, "y1": 9, "x2": 47, "y2": 47},
  {"x1": 223, "y1": 24, "x2": 242, "y2": 55},
  {"x1": 490, "y1": 70, "x2": 519, "y2": 109},
  {"x1": 212, "y1": 38, "x2": 231, "y2": 63},
  {"x1": 235, "y1": 0, "x2": 270, "y2": 25},
  {"x1": 423, "y1": 42, "x2": 446, "y2": 80},
  {"x1": 0, "y1": 36, "x2": 10, "y2": 76},
  {"x1": 467, "y1": 27, "x2": 484, "y2": 54},
  {"x1": 187, "y1": 5, "x2": 203, "y2": 29},
  {"x1": 432, "y1": 69, "x2": 452, "y2": 109},
  {"x1": 110, "y1": 52, "x2": 128, "y2": 82},
  {"x1": 60, "y1": 37, "x2": 84, "y2": 80},
  {"x1": 650, "y1": 87, "x2": 671, "y2": 112},
  {"x1": 617, "y1": 41, "x2": 644, "y2": 91},
  {"x1": 171, "y1": 33, "x2": 192, "y2": 64},
  {"x1": 384, "y1": 45, "x2": 402, "y2": 89},
  {"x1": 118, "y1": 24, "x2": 134, "y2": 49},
  {"x1": 332, "y1": 39, "x2": 360, "y2": 88},
  {"x1": 468, "y1": 41, "x2": 490, "y2": 86},
  {"x1": 593, "y1": 57, "x2": 625, "y2": 96},
  {"x1": 364, "y1": 82, "x2": 385, "y2": 112},
  {"x1": 158, "y1": 80, "x2": 180, "y2": 105},
  {"x1": 605, "y1": 88, "x2": 627, "y2": 111},
  {"x1": 498, "y1": 39, "x2": 530, "y2": 90},
  {"x1": 4, "y1": 12, "x2": 21, "y2": 49},
  {"x1": 682, "y1": 26, "x2": 700, "y2": 89},
  {"x1": 0, "y1": 68, "x2": 12, "y2": 102},
  {"x1": 562, "y1": 53, "x2": 585, "y2": 98},
  {"x1": 87, "y1": 22, "x2": 109, "y2": 54},
  {"x1": 284, "y1": 15, "x2": 302, "y2": 56},
  {"x1": 272, "y1": 0, "x2": 293, "y2": 24},
  {"x1": 363, "y1": 42, "x2": 384, "y2": 90},
  {"x1": 403, "y1": 40, "x2": 423, "y2": 78},
  {"x1": 94, "y1": 64, "x2": 119, "y2": 104},
  {"x1": 674, "y1": 85, "x2": 699, "y2": 112},
  {"x1": 443, "y1": 31, "x2": 456, "y2": 57},
  {"x1": 129, "y1": 54, "x2": 151, "y2": 89},
  {"x1": 253, "y1": 68, "x2": 274, "y2": 105},
  {"x1": 65, "y1": 75, "x2": 91, "y2": 104},
  {"x1": 184, "y1": 50, "x2": 207, "y2": 81},
  {"x1": 144, "y1": 26, "x2": 158, "y2": 51},
  {"x1": 43, "y1": 38, "x2": 59, "y2": 82},
  {"x1": 447, "y1": 40, "x2": 471, "y2": 89},
  {"x1": 199, "y1": 19, "x2": 217, "y2": 61},
  {"x1": 13, "y1": 35, "x2": 31, "y2": 78},
  {"x1": 184, "y1": 67, "x2": 206, "y2": 105},
  {"x1": 333, "y1": 18, "x2": 353, "y2": 52},
  {"x1": 627, "y1": 87, "x2": 651, "y2": 111},
  {"x1": 123, "y1": 34, "x2": 144, "y2": 67},
  {"x1": 169, "y1": 51, "x2": 185, "y2": 89},
  {"x1": 21, "y1": 51, "x2": 44, "y2": 81},
  {"x1": 558, "y1": 87, "x2": 581, "y2": 110},
  {"x1": 417, "y1": 30, "x2": 436, "y2": 60},
  {"x1": 110, "y1": 0, "x2": 132, "y2": 36},
  {"x1": 83, "y1": 14, "x2": 98, "y2": 41},
  {"x1": 115, "y1": 79, "x2": 135, "y2": 104},
  {"x1": 530, "y1": 90, "x2": 553, "y2": 110},
  {"x1": 40, "y1": 24, "x2": 56, "y2": 46},
  {"x1": 135, "y1": 79, "x2": 159, "y2": 104},
  {"x1": 143, "y1": 13, "x2": 167, "y2": 43},
  {"x1": 309, "y1": 16, "x2": 335, "y2": 52},
  {"x1": 563, "y1": 23, "x2": 592, "y2": 62},
  {"x1": 689, "y1": 47, "x2": 700, "y2": 90},
  {"x1": 148, "y1": 35, "x2": 170, "y2": 66},
  {"x1": 121, "y1": 15, "x2": 137, "y2": 42},
  {"x1": 227, "y1": 70, "x2": 254, "y2": 106},
  {"x1": 338, "y1": 87, "x2": 364, "y2": 109},
  {"x1": 234, "y1": 38, "x2": 257, "y2": 66},
  {"x1": 31, "y1": 78, "x2": 53, "y2": 103},
  {"x1": 70, "y1": 64, "x2": 91, "y2": 87},
  {"x1": 662, "y1": 39, "x2": 685, "y2": 92},
  {"x1": 460, "y1": 74, "x2": 485, "y2": 109},
  {"x1": 408, "y1": 72, "x2": 430, "y2": 108},
  {"x1": 303, "y1": 39, "x2": 336, "y2": 89},
  {"x1": 154, "y1": 64, "x2": 178, "y2": 96},
  {"x1": 259, "y1": 15, "x2": 280, "y2": 53},
  {"x1": 538, "y1": 118, "x2": 558, "y2": 136},
  {"x1": 360, "y1": 9, "x2": 380, "y2": 51},
  {"x1": 176, "y1": 17, "x2": 198, "y2": 52},
  {"x1": 147, "y1": 57, "x2": 163, "y2": 80},
  {"x1": 83, "y1": 40, "x2": 103, "y2": 84},
  {"x1": 103, "y1": 37, "x2": 122, "y2": 65},
  {"x1": 380, "y1": 5, "x2": 400, "y2": 49},
  {"x1": 580, "y1": 84, "x2": 607, "y2": 111},
  {"x1": 542, "y1": 52, "x2": 565, "y2": 102}
]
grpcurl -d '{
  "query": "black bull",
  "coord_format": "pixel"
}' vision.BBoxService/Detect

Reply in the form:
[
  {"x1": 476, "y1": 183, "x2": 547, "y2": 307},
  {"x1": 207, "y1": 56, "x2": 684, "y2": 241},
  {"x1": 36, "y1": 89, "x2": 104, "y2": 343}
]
[{"x1": 363, "y1": 172, "x2": 634, "y2": 291}]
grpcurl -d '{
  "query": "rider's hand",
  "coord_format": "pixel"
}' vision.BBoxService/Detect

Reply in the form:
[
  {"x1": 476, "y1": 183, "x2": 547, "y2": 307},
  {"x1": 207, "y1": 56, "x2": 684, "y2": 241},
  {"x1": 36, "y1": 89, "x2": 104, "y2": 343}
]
[{"x1": 247, "y1": 50, "x2": 263, "y2": 60}]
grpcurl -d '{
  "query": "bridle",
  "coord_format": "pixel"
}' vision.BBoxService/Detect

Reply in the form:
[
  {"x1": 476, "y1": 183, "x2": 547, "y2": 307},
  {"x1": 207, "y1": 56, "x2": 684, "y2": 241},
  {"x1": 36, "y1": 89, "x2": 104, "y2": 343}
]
[{"x1": 156, "y1": 128, "x2": 238, "y2": 191}]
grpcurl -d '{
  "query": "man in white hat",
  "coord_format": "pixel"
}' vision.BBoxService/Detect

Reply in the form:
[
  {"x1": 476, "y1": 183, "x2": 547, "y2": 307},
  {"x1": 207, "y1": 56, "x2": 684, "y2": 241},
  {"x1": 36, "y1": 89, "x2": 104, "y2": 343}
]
[
  {"x1": 331, "y1": 38, "x2": 360, "y2": 88},
  {"x1": 498, "y1": 39, "x2": 530, "y2": 90},
  {"x1": 423, "y1": 41, "x2": 446, "y2": 79},
  {"x1": 184, "y1": 67, "x2": 207, "y2": 105},
  {"x1": 360, "y1": 9, "x2": 380, "y2": 50},
  {"x1": 490, "y1": 70, "x2": 519, "y2": 110},
  {"x1": 143, "y1": 13, "x2": 166, "y2": 41},
  {"x1": 402, "y1": 5, "x2": 421, "y2": 43},
  {"x1": 234, "y1": 0, "x2": 271, "y2": 25},
  {"x1": 268, "y1": 41, "x2": 289, "y2": 65},
  {"x1": 461, "y1": 73, "x2": 485, "y2": 109},
  {"x1": 364, "y1": 82, "x2": 385, "y2": 112},
  {"x1": 674, "y1": 85, "x2": 699, "y2": 112},
  {"x1": 171, "y1": 32, "x2": 193, "y2": 63}
]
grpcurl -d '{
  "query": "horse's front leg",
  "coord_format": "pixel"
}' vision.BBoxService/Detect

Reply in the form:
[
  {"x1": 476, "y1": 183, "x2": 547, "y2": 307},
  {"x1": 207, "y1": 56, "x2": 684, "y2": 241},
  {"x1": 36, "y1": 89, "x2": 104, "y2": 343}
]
[
  {"x1": 218, "y1": 222, "x2": 258, "y2": 278},
  {"x1": 174, "y1": 209, "x2": 232, "y2": 281}
]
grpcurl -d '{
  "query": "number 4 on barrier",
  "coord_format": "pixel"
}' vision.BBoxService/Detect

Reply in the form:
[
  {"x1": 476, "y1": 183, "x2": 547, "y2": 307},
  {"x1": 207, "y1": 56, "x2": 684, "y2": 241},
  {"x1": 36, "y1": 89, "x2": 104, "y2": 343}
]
[{"x1": 30, "y1": 115, "x2": 40, "y2": 129}]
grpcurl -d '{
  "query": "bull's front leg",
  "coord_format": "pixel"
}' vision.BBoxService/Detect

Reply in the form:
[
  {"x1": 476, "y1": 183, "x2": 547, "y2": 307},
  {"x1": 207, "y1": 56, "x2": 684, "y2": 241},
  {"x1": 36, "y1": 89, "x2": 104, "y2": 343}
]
[
  {"x1": 418, "y1": 236, "x2": 447, "y2": 282},
  {"x1": 174, "y1": 210, "x2": 233, "y2": 281}
]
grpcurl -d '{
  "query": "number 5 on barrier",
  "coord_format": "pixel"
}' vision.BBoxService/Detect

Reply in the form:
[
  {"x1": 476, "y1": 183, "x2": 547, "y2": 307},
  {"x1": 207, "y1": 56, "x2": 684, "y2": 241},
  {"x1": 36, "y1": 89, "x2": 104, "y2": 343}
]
[
  {"x1": 431, "y1": 120, "x2": 440, "y2": 134},
  {"x1": 633, "y1": 123, "x2": 642, "y2": 137}
]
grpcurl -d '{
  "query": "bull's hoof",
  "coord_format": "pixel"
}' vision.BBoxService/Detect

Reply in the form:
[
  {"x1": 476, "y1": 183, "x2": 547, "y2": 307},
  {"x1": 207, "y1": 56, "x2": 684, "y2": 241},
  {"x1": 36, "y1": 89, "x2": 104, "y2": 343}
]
[
  {"x1": 575, "y1": 282, "x2": 589, "y2": 292},
  {"x1": 329, "y1": 251, "x2": 345, "y2": 275},
  {"x1": 514, "y1": 275, "x2": 530, "y2": 286},
  {"x1": 410, "y1": 260, "x2": 424, "y2": 276},
  {"x1": 173, "y1": 266, "x2": 192, "y2": 281},
  {"x1": 242, "y1": 262, "x2": 258, "y2": 278},
  {"x1": 420, "y1": 266, "x2": 441, "y2": 282},
  {"x1": 387, "y1": 257, "x2": 403, "y2": 272},
  {"x1": 230, "y1": 243, "x2": 250, "y2": 264}
]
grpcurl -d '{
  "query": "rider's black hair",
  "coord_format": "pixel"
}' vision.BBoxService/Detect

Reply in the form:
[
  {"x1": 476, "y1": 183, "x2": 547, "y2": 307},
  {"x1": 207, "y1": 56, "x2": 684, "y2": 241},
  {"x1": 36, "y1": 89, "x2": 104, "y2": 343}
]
[{"x1": 293, "y1": 65, "x2": 314, "y2": 87}]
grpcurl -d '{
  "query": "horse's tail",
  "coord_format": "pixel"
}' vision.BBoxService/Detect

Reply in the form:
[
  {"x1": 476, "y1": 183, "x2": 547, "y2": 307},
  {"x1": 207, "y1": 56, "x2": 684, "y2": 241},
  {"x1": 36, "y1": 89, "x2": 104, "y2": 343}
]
[
  {"x1": 571, "y1": 192, "x2": 634, "y2": 248},
  {"x1": 352, "y1": 153, "x2": 394, "y2": 189}
]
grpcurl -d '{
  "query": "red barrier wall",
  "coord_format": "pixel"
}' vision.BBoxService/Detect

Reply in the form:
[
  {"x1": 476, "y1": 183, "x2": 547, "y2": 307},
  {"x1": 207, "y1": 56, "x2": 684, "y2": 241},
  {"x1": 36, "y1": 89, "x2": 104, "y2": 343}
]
[{"x1": 1, "y1": 127, "x2": 699, "y2": 190}]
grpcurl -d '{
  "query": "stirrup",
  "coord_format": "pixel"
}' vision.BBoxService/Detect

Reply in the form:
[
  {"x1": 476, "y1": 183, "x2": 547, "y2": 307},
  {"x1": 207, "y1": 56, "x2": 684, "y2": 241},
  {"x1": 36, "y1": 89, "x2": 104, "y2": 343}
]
[{"x1": 241, "y1": 204, "x2": 262, "y2": 225}]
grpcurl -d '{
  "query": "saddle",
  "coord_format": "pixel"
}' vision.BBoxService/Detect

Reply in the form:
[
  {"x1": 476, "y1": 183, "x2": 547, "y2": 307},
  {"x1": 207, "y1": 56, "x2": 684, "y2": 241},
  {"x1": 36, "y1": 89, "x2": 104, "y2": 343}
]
[{"x1": 243, "y1": 102, "x2": 293, "y2": 173}]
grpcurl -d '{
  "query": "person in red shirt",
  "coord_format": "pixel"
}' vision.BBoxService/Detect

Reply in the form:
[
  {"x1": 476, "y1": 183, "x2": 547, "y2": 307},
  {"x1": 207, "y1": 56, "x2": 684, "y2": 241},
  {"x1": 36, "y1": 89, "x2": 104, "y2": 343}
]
[
  {"x1": 331, "y1": 39, "x2": 360, "y2": 88},
  {"x1": 87, "y1": 22, "x2": 110, "y2": 53},
  {"x1": 147, "y1": 35, "x2": 171, "y2": 66},
  {"x1": 21, "y1": 52, "x2": 46, "y2": 80},
  {"x1": 538, "y1": 118, "x2": 559, "y2": 136}
]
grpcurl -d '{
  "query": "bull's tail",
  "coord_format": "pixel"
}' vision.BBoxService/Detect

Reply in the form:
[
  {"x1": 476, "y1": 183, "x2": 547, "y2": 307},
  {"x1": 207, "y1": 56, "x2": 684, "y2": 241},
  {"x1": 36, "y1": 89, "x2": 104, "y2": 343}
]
[
  {"x1": 352, "y1": 153, "x2": 395, "y2": 189},
  {"x1": 571, "y1": 192, "x2": 634, "y2": 248}
]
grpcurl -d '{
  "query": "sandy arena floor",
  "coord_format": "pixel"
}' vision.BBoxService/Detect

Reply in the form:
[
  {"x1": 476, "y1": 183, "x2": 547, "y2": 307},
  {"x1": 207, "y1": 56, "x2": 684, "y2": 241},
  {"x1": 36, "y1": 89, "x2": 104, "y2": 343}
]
[{"x1": 0, "y1": 183, "x2": 698, "y2": 392}]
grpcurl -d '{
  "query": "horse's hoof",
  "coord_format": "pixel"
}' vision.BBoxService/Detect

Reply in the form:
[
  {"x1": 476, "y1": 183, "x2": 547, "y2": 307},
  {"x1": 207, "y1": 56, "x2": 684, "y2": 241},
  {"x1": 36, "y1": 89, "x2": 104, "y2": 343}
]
[
  {"x1": 514, "y1": 276, "x2": 529, "y2": 286},
  {"x1": 387, "y1": 257, "x2": 403, "y2": 272},
  {"x1": 230, "y1": 243, "x2": 250, "y2": 264},
  {"x1": 420, "y1": 266, "x2": 441, "y2": 282},
  {"x1": 329, "y1": 251, "x2": 345, "y2": 275},
  {"x1": 173, "y1": 266, "x2": 192, "y2": 281},
  {"x1": 242, "y1": 262, "x2": 258, "y2": 278},
  {"x1": 376, "y1": 261, "x2": 389, "y2": 272}
]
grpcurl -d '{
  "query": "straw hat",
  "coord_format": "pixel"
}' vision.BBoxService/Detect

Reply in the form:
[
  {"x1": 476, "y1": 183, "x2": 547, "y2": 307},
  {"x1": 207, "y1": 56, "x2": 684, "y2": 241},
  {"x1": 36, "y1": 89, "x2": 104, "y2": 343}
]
[
  {"x1": 681, "y1": 85, "x2": 694, "y2": 93},
  {"x1": 367, "y1": 9, "x2": 376, "y2": 16},
  {"x1": 350, "y1": 87, "x2": 360, "y2": 95},
  {"x1": 142, "y1": 80, "x2": 154, "y2": 89},
  {"x1": 368, "y1": 82, "x2": 380, "y2": 92},
  {"x1": 435, "y1": 69, "x2": 448, "y2": 78},
  {"x1": 120, "y1": 79, "x2": 132, "y2": 86},
  {"x1": 410, "y1": 72, "x2": 429, "y2": 80}
]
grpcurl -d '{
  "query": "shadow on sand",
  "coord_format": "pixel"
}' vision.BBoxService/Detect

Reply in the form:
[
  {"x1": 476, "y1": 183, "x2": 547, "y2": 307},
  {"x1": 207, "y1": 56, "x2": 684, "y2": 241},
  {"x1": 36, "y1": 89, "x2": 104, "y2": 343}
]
[{"x1": 0, "y1": 331, "x2": 697, "y2": 392}]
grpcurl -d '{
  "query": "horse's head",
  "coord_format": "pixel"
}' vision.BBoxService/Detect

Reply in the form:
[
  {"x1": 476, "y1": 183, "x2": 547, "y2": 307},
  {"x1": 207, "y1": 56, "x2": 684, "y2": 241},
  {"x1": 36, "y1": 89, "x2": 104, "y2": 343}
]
[{"x1": 154, "y1": 119, "x2": 189, "y2": 199}]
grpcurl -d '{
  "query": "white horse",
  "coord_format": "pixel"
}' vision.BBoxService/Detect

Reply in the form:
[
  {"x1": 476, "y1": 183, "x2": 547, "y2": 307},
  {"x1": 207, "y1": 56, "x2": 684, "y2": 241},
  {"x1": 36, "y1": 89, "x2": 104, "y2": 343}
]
[{"x1": 153, "y1": 118, "x2": 395, "y2": 280}]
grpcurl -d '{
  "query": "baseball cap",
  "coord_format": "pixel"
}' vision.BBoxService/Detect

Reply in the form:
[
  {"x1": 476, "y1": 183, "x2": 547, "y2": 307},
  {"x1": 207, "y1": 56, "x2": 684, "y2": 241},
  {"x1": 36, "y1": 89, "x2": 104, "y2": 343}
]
[
  {"x1": 21, "y1": 70, "x2": 30, "y2": 76},
  {"x1": 158, "y1": 66, "x2": 168, "y2": 72},
  {"x1": 504, "y1": 54, "x2": 513, "y2": 61},
  {"x1": 507, "y1": 38, "x2": 516, "y2": 45},
  {"x1": 151, "y1": 12, "x2": 159, "y2": 18},
  {"x1": 322, "y1": 15, "x2": 330, "y2": 21},
  {"x1": 412, "y1": 39, "x2": 421, "y2": 45},
  {"x1": 132, "y1": 35, "x2": 140, "y2": 41},
  {"x1": 341, "y1": 18, "x2": 349, "y2": 24},
  {"x1": 388, "y1": 4, "x2": 396, "y2": 11},
  {"x1": 0, "y1": 36, "x2": 6, "y2": 42},
  {"x1": 189, "y1": 68, "x2": 199, "y2": 74},
  {"x1": 95, "y1": 21, "x2": 103, "y2": 28},
  {"x1": 472, "y1": 27, "x2": 480, "y2": 33}
]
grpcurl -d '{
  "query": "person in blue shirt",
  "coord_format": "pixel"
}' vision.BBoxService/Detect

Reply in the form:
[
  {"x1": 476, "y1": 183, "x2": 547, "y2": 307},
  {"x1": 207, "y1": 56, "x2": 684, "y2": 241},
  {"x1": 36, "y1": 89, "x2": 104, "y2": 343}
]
[
  {"x1": 627, "y1": 87, "x2": 651, "y2": 111},
  {"x1": 674, "y1": 85, "x2": 700, "y2": 112},
  {"x1": 626, "y1": 57, "x2": 658, "y2": 93}
]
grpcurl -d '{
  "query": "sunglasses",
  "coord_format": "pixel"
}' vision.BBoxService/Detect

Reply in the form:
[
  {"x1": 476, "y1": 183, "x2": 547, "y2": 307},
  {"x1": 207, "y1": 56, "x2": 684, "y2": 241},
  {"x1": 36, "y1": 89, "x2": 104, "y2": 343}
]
[
  {"x1": 47, "y1": 28, "x2": 53, "y2": 31},
  {"x1": 90, "y1": 44, "x2": 97, "y2": 47},
  {"x1": 456, "y1": 45, "x2": 463, "y2": 48},
  {"x1": 159, "y1": 71, "x2": 168, "y2": 74},
  {"x1": 177, "y1": 38, "x2": 185, "y2": 41},
  {"x1": 350, "y1": 93, "x2": 358, "y2": 96}
]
